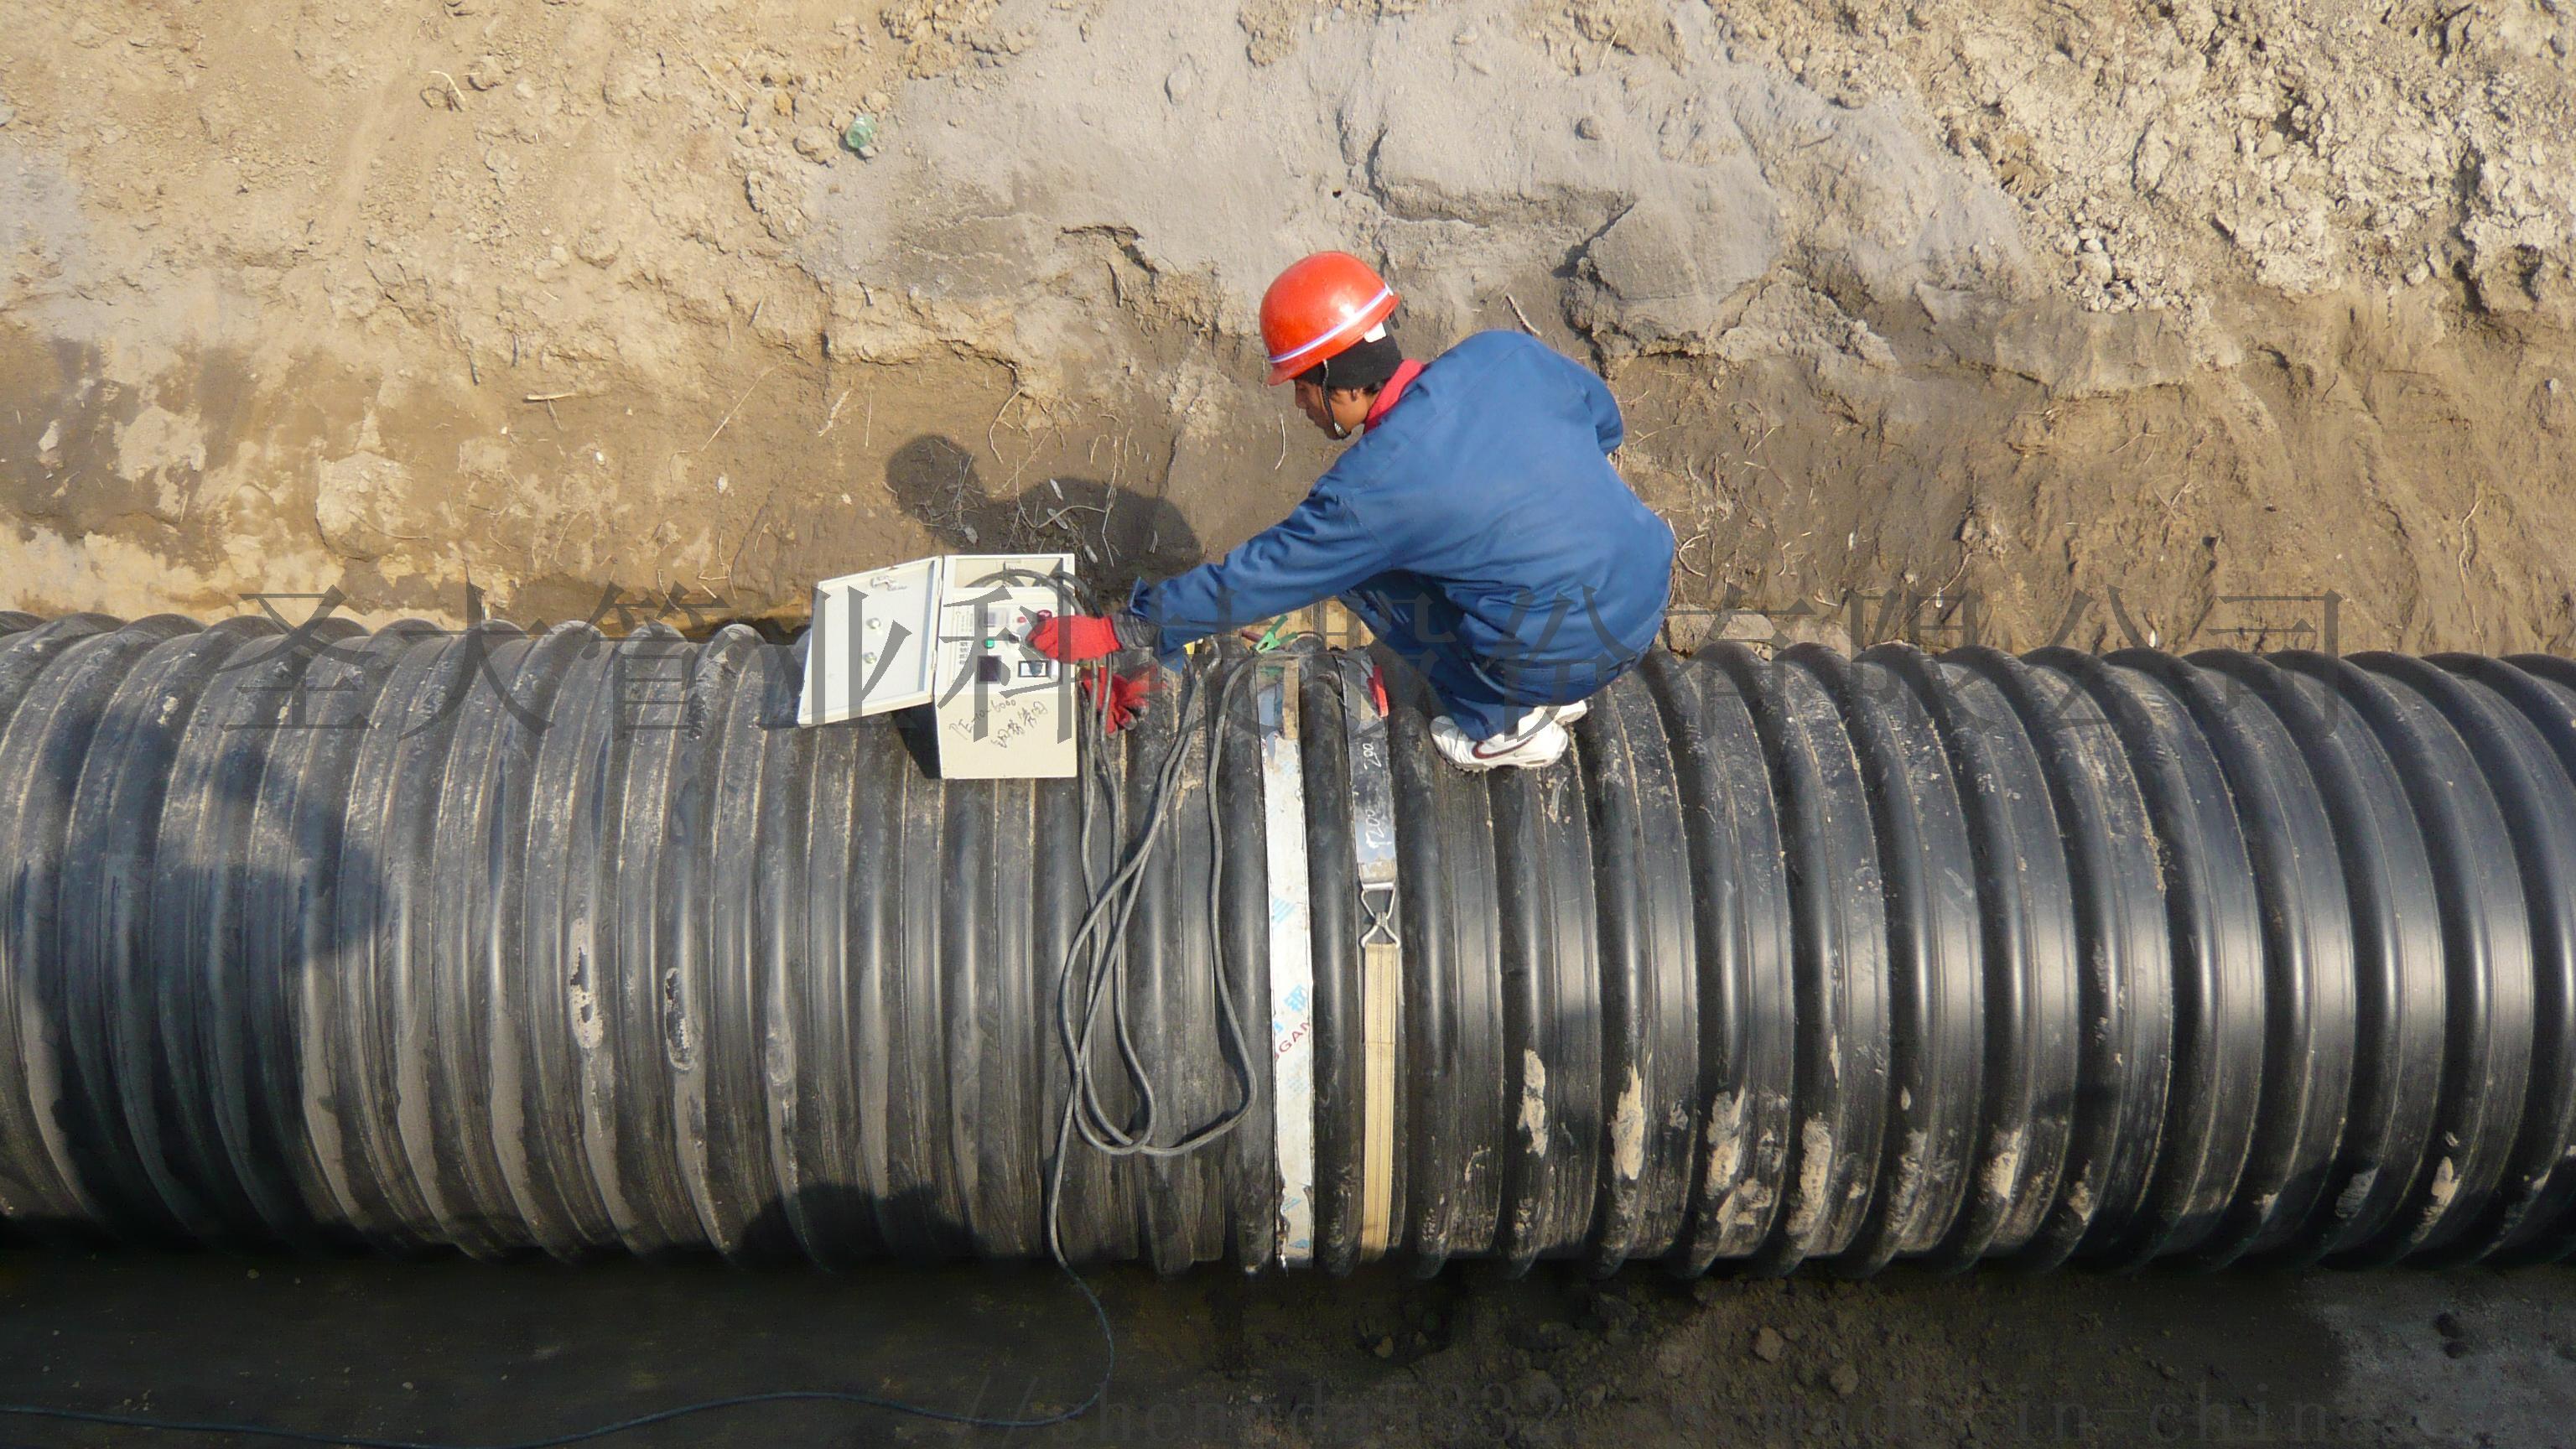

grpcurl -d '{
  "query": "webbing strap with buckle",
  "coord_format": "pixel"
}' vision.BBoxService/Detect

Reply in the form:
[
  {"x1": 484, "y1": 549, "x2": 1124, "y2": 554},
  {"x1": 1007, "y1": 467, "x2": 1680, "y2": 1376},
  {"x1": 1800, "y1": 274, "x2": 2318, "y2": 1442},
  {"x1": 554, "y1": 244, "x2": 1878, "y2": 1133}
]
[{"x1": 1340, "y1": 655, "x2": 1400, "y2": 1260}]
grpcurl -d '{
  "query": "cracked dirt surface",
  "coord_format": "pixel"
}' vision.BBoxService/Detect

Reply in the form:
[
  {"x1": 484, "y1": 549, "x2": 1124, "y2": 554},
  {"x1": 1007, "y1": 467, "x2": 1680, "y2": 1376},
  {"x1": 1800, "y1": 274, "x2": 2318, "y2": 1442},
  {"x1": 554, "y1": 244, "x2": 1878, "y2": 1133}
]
[{"x1": 3, "y1": 0, "x2": 2574, "y2": 653}]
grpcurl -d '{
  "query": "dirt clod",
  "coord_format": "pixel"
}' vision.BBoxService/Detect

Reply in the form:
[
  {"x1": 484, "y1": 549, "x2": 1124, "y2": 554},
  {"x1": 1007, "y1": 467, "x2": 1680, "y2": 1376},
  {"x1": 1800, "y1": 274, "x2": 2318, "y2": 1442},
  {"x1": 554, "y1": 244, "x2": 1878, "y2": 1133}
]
[{"x1": 1514, "y1": 1368, "x2": 1566, "y2": 1417}]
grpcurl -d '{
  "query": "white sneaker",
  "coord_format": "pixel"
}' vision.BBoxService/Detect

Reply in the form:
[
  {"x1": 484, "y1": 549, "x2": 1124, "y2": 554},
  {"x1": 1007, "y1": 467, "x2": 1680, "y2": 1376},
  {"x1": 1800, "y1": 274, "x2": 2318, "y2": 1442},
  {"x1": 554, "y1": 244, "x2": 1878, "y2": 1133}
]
[
  {"x1": 1431, "y1": 713, "x2": 1571, "y2": 771},
  {"x1": 1551, "y1": 698, "x2": 1591, "y2": 726}
]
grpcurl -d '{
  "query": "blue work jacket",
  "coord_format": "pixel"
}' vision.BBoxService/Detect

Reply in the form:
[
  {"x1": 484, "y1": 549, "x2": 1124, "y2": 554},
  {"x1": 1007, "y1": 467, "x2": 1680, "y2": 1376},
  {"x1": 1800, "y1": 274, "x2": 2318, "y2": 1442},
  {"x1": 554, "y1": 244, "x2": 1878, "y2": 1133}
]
[{"x1": 1128, "y1": 330, "x2": 1675, "y2": 683}]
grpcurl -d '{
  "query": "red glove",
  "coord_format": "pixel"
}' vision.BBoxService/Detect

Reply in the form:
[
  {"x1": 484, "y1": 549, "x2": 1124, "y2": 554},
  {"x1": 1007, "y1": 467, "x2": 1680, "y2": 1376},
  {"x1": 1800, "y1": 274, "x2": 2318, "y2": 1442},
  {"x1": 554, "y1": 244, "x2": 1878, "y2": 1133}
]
[
  {"x1": 1026, "y1": 612, "x2": 1122, "y2": 663},
  {"x1": 1081, "y1": 667, "x2": 1162, "y2": 734},
  {"x1": 1367, "y1": 662, "x2": 1389, "y2": 717}
]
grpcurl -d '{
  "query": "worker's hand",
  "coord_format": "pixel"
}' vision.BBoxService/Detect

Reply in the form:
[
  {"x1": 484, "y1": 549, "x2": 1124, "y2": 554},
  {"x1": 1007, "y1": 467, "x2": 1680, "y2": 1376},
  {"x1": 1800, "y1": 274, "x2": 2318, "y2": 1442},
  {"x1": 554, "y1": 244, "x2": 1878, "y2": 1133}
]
[
  {"x1": 1082, "y1": 667, "x2": 1162, "y2": 734},
  {"x1": 1026, "y1": 611, "x2": 1123, "y2": 663}
]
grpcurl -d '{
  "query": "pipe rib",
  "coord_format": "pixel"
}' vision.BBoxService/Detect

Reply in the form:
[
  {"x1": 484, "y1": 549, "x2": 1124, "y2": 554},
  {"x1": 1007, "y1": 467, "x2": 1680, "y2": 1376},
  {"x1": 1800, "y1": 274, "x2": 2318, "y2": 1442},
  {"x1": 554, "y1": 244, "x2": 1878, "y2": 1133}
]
[{"x1": 3, "y1": 612, "x2": 2573, "y2": 1272}]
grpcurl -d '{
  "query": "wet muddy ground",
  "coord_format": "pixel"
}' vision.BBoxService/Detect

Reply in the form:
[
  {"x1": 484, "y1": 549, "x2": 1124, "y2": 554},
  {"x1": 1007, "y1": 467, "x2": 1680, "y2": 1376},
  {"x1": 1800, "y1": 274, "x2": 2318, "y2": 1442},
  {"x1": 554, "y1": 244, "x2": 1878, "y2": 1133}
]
[{"x1": 0, "y1": 1244, "x2": 2562, "y2": 1447}]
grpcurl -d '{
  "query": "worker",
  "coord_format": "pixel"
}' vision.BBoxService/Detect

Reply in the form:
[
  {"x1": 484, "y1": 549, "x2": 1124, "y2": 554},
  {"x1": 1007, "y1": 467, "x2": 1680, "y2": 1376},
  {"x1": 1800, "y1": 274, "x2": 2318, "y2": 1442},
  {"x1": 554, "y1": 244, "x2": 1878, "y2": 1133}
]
[{"x1": 1031, "y1": 252, "x2": 1674, "y2": 771}]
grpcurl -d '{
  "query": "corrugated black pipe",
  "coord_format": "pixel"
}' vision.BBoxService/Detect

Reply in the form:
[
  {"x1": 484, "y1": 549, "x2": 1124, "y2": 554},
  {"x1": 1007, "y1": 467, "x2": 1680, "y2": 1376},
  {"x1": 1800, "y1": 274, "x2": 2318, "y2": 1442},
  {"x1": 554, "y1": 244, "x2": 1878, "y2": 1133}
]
[{"x1": 3, "y1": 610, "x2": 2573, "y2": 1274}]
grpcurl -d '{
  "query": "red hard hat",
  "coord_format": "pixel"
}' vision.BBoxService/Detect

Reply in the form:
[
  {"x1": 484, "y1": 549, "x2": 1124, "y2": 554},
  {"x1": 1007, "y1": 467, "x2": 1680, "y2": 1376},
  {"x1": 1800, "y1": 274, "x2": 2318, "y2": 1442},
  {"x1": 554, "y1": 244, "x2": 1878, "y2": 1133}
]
[{"x1": 1259, "y1": 252, "x2": 1400, "y2": 386}]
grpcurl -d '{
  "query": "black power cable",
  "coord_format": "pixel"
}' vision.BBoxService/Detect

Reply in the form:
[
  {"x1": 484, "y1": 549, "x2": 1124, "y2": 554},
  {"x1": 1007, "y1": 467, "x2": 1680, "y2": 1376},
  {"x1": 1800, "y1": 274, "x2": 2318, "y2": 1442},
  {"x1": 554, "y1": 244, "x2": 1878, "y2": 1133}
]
[
  {"x1": 1046, "y1": 653, "x2": 1264, "y2": 1264},
  {"x1": 0, "y1": 641, "x2": 1263, "y2": 1449}
]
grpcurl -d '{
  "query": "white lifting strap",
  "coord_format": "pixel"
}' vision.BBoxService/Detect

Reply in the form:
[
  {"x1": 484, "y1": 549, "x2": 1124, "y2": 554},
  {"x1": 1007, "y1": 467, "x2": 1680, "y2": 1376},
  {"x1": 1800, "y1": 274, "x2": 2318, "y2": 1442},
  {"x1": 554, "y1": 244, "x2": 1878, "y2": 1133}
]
[{"x1": 1255, "y1": 657, "x2": 1317, "y2": 1267}]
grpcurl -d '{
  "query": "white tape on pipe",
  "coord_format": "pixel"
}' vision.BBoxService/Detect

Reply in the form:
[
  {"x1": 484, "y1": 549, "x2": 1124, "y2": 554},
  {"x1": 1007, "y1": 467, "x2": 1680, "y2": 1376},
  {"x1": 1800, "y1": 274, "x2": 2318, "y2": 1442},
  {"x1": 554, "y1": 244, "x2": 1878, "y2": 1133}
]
[{"x1": 1256, "y1": 657, "x2": 1317, "y2": 1267}]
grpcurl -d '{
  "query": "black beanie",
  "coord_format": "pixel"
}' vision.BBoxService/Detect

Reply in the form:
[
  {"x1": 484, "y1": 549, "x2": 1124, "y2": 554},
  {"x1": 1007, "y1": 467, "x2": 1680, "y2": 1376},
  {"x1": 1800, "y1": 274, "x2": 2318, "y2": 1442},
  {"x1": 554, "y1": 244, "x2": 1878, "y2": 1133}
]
[{"x1": 1301, "y1": 331, "x2": 1404, "y2": 391}]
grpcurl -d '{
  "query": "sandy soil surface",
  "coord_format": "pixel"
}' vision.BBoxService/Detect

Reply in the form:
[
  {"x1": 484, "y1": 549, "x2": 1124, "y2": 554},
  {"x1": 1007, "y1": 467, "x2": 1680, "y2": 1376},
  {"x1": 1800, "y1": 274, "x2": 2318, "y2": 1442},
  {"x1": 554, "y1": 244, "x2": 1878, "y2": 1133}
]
[
  {"x1": 4, "y1": 0, "x2": 2575, "y2": 650},
  {"x1": 6, "y1": 1, "x2": 2576, "y2": 1445}
]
